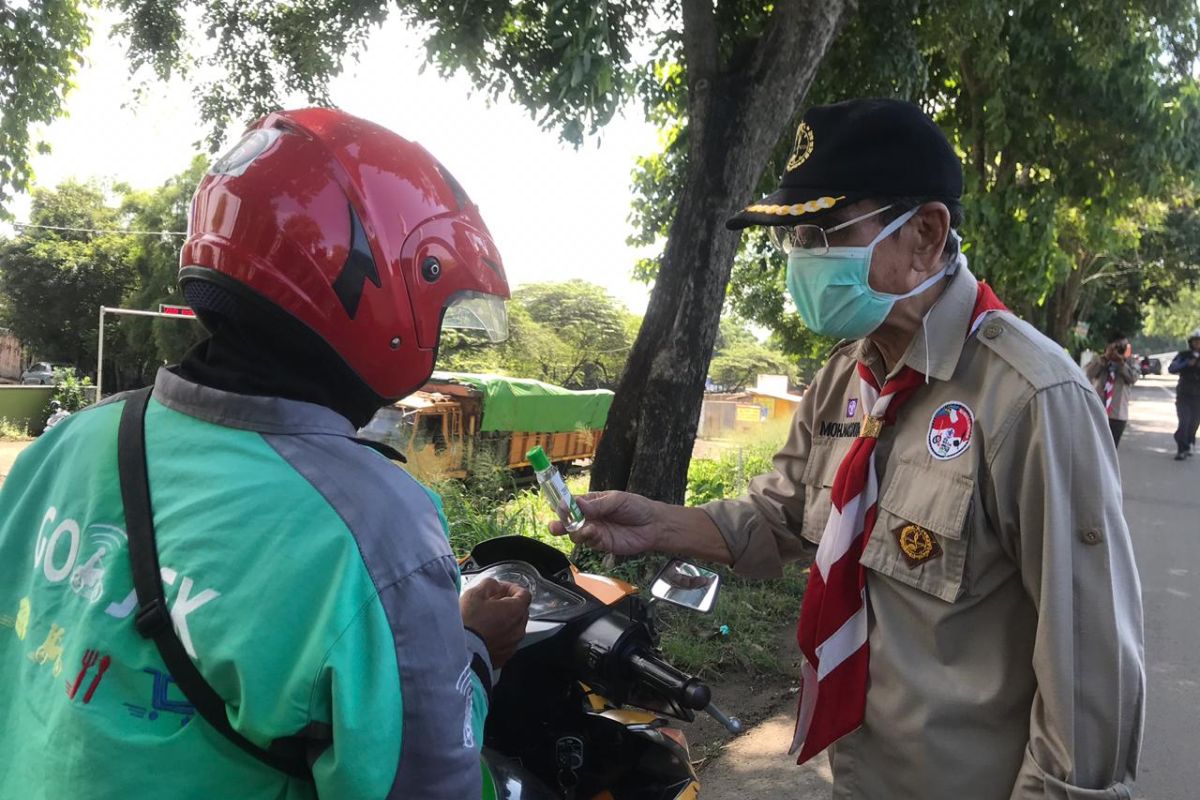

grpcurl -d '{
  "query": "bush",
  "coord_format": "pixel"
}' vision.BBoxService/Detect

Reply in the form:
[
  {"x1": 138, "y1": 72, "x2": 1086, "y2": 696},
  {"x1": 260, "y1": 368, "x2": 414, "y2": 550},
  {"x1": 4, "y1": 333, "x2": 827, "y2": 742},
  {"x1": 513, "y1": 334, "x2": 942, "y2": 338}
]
[
  {"x1": 50, "y1": 369, "x2": 94, "y2": 412},
  {"x1": 685, "y1": 442, "x2": 777, "y2": 506},
  {"x1": 40, "y1": 368, "x2": 96, "y2": 429}
]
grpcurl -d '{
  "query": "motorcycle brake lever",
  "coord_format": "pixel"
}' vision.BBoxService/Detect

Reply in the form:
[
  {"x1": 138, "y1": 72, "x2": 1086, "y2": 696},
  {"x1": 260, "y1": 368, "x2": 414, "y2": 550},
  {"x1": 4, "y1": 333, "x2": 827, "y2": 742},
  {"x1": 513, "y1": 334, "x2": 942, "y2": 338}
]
[{"x1": 704, "y1": 702, "x2": 744, "y2": 734}]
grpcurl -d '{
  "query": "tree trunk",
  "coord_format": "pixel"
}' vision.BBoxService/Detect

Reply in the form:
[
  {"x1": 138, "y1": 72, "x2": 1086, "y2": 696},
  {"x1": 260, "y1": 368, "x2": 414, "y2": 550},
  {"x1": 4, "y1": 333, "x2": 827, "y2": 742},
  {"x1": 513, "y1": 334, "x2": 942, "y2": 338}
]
[
  {"x1": 591, "y1": 0, "x2": 856, "y2": 503},
  {"x1": 1045, "y1": 252, "x2": 1097, "y2": 344}
]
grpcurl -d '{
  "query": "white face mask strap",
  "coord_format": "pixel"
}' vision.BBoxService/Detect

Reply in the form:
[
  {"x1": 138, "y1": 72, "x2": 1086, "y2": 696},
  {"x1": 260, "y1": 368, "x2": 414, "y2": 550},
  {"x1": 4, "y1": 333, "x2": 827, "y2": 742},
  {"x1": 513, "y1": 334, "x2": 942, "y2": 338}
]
[
  {"x1": 923, "y1": 312, "x2": 932, "y2": 384},
  {"x1": 867, "y1": 207, "x2": 920, "y2": 247}
]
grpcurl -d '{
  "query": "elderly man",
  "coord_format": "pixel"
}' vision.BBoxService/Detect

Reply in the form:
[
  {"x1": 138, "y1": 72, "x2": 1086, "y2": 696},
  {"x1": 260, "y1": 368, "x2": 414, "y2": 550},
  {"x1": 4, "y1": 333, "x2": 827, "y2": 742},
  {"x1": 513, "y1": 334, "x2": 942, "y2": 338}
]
[{"x1": 554, "y1": 99, "x2": 1145, "y2": 799}]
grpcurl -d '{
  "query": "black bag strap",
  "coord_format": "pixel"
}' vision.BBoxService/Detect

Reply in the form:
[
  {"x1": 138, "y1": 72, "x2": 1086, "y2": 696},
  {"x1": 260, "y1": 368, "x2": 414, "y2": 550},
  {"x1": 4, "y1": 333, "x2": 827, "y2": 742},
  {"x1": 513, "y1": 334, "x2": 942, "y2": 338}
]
[{"x1": 117, "y1": 387, "x2": 312, "y2": 779}]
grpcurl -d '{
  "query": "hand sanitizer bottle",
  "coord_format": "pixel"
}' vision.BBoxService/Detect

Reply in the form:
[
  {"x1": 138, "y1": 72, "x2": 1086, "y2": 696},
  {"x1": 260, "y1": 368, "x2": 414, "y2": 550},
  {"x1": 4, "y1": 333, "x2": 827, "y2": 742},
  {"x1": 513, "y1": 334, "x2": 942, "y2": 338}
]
[{"x1": 527, "y1": 446, "x2": 586, "y2": 532}]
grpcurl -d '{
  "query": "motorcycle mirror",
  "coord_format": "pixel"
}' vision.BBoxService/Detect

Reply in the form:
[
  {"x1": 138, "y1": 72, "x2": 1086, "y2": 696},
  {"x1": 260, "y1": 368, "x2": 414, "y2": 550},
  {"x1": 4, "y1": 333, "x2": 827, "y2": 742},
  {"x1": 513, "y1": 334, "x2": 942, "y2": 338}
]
[{"x1": 650, "y1": 559, "x2": 721, "y2": 614}]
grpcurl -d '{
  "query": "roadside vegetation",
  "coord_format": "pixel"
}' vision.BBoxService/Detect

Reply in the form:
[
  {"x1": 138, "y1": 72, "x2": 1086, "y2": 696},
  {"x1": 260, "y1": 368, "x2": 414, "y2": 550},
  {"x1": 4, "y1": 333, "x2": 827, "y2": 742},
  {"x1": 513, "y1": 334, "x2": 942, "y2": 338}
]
[{"x1": 0, "y1": 418, "x2": 31, "y2": 441}]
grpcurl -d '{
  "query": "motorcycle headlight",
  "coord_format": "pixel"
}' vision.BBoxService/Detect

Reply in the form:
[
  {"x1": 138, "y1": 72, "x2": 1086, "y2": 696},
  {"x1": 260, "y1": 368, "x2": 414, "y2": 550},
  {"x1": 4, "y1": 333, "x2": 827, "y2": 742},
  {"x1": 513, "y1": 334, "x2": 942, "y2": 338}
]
[{"x1": 463, "y1": 561, "x2": 584, "y2": 619}]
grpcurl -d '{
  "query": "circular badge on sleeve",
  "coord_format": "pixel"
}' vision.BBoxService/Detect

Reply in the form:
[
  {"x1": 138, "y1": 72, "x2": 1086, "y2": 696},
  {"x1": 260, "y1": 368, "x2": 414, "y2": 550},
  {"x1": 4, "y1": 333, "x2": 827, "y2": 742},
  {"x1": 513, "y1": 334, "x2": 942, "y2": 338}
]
[{"x1": 927, "y1": 402, "x2": 974, "y2": 461}]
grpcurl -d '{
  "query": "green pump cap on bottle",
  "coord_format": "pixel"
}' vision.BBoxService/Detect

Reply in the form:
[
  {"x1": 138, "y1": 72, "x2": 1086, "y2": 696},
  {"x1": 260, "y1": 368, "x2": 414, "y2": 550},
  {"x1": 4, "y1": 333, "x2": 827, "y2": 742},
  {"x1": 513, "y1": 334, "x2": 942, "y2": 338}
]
[{"x1": 526, "y1": 445, "x2": 552, "y2": 472}]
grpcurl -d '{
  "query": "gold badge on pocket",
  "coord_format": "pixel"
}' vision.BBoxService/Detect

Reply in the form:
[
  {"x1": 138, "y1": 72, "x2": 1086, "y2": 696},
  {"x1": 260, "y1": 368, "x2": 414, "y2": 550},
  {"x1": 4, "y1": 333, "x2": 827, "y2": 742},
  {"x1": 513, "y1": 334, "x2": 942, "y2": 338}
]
[{"x1": 897, "y1": 524, "x2": 942, "y2": 567}]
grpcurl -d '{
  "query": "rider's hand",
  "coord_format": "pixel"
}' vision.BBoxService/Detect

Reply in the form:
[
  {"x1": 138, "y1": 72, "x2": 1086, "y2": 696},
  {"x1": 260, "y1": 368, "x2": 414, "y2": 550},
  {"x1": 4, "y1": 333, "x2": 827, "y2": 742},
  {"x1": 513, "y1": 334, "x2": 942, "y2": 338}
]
[
  {"x1": 460, "y1": 578, "x2": 531, "y2": 669},
  {"x1": 548, "y1": 491, "x2": 661, "y2": 556}
]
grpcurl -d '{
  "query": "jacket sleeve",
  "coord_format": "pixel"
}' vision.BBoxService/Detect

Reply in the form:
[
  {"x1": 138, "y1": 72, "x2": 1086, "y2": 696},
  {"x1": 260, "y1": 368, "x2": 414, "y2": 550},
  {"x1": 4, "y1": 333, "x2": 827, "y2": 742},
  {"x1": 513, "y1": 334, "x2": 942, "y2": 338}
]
[
  {"x1": 988, "y1": 382, "x2": 1145, "y2": 800},
  {"x1": 1169, "y1": 352, "x2": 1191, "y2": 374},
  {"x1": 1118, "y1": 359, "x2": 1140, "y2": 386},
  {"x1": 1083, "y1": 357, "x2": 1105, "y2": 381},
  {"x1": 308, "y1": 556, "x2": 492, "y2": 800},
  {"x1": 700, "y1": 391, "x2": 816, "y2": 578}
]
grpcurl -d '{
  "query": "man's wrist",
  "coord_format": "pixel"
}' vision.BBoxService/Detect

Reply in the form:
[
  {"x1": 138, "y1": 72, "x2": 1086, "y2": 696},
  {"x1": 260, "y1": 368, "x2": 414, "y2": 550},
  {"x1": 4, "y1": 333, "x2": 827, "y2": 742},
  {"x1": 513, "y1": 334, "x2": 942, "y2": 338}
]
[{"x1": 652, "y1": 502, "x2": 734, "y2": 565}]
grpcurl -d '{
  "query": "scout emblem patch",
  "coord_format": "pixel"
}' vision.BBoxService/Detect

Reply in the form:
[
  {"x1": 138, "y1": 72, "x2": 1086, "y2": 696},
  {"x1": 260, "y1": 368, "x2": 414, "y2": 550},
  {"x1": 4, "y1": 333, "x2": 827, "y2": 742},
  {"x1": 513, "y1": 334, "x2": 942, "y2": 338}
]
[
  {"x1": 846, "y1": 398, "x2": 859, "y2": 418},
  {"x1": 897, "y1": 524, "x2": 942, "y2": 567},
  {"x1": 927, "y1": 401, "x2": 974, "y2": 460}
]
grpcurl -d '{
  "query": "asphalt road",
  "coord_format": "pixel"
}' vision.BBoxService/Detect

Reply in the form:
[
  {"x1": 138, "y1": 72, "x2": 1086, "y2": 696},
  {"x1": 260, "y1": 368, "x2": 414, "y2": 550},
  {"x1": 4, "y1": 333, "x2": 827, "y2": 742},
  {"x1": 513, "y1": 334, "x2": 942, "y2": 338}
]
[
  {"x1": 1122, "y1": 374, "x2": 1199, "y2": 800},
  {"x1": 702, "y1": 373, "x2": 1198, "y2": 799}
]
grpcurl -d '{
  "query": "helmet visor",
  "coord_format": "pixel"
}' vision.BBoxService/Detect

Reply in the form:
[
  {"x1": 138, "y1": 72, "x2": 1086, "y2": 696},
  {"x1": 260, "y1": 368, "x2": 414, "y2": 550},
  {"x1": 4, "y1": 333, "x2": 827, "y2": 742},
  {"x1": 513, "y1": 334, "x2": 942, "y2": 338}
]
[{"x1": 442, "y1": 292, "x2": 509, "y2": 343}]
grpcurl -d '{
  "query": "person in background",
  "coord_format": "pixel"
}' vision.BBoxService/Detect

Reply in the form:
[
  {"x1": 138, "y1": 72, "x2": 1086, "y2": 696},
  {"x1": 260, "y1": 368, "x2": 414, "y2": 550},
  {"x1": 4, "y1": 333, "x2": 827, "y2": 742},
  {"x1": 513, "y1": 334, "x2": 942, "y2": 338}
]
[
  {"x1": 1086, "y1": 332, "x2": 1140, "y2": 448},
  {"x1": 1169, "y1": 329, "x2": 1200, "y2": 461}
]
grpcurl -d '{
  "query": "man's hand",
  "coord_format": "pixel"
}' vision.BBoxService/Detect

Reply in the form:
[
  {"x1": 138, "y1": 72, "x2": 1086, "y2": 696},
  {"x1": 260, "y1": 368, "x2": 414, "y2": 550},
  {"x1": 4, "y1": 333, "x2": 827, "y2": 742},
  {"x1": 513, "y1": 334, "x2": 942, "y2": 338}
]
[
  {"x1": 460, "y1": 578, "x2": 531, "y2": 669},
  {"x1": 548, "y1": 491, "x2": 662, "y2": 556}
]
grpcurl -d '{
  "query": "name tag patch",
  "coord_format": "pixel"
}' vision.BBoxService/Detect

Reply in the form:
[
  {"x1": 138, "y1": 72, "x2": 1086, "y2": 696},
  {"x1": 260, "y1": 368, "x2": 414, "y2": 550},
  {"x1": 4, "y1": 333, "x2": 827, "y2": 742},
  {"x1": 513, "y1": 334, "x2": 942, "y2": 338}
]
[{"x1": 819, "y1": 420, "x2": 861, "y2": 438}]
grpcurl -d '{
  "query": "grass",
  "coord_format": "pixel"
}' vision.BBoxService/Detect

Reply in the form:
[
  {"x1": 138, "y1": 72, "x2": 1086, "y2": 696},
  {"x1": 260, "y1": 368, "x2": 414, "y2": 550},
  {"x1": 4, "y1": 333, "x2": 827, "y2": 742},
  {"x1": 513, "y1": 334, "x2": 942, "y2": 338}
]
[
  {"x1": 656, "y1": 564, "x2": 808, "y2": 679},
  {"x1": 0, "y1": 417, "x2": 32, "y2": 441}
]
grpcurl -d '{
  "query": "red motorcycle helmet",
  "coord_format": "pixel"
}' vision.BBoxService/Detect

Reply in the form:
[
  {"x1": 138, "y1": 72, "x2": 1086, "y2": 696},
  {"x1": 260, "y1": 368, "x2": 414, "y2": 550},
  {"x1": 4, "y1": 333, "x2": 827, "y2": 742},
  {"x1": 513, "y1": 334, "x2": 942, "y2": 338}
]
[{"x1": 180, "y1": 108, "x2": 510, "y2": 400}]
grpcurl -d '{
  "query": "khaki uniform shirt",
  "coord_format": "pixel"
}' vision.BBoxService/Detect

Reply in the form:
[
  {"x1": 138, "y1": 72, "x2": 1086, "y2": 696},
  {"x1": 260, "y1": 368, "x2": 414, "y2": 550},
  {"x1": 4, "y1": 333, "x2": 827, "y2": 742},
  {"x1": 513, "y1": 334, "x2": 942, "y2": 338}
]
[
  {"x1": 703, "y1": 266, "x2": 1145, "y2": 800},
  {"x1": 1085, "y1": 356, "x2": 1140, "y2": 421}
]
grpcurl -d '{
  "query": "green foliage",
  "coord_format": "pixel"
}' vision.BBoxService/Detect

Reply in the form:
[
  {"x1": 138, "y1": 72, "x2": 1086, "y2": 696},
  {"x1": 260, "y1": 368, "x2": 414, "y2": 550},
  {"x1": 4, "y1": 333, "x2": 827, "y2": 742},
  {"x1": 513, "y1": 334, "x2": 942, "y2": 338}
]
[
  {"x1": 1138, "y1": 284, "x2": 1200, "y2": 352},
  {"x1": 0, "y1": 181, "x2": 138, "y2": 367},
  {"x1": 440, "y1": 280, "x2": 638, "y2": 389},
  {"x1": 0, "y1": 0, "x2": 90, "y2": 214},
  {"x1": 49, "y1": 368, "x2": 93, "y2": 412},
  {"x1": 707, "y1": 316, "x2": 797, "y2": 391},
  {"x1": 685, "y1": 441, "x2": 777, "y2": 507},
  {"x1": 102, "y1": 0, "x2": 658, "y2": 148},
  {"x1": 115, "y1": 156, "x2": 211, "y2": 384},
  {"x1": 827, "y1": 0, "x2": 1200, "y2": 344},
  {"x1": 0, "y1": 160, "x2": 214, "y2": 389},
  {"x1": 627, "y1": 0, "x2": 1200, "y2": 352}
]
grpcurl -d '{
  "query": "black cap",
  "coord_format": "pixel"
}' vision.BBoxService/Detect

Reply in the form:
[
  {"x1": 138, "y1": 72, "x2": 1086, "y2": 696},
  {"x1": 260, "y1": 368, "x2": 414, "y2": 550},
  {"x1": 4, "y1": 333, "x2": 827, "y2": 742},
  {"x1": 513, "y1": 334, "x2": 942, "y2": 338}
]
[{"x1": 727, "y1": 98, "x2": 963, "y2": 230}]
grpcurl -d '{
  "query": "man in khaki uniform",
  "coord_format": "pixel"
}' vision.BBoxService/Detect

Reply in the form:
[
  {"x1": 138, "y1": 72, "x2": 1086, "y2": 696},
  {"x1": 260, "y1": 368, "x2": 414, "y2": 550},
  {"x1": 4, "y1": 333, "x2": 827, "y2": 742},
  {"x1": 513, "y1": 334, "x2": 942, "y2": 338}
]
[
  {"x1": 1085, "y1": 332, "x2": 1140, "y2": 447},
  {"x1": 552, "y1": 99, "x2": 1145, "y2": 799}
]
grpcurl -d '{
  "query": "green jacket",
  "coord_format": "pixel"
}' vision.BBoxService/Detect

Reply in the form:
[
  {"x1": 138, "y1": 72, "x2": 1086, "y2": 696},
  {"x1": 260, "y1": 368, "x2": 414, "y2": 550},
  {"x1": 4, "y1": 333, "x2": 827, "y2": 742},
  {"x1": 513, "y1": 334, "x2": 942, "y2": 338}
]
[{"x1": 0, "y1": 370, "x2": 492, "y2": 798}]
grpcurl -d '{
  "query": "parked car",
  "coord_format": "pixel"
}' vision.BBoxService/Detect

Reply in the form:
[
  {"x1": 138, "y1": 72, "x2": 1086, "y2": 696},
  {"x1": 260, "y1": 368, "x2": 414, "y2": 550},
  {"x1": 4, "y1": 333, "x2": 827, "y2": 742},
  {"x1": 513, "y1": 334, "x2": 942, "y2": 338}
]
[
  {"x1": 20, "y1": 362, "x2": 72, "y2": 385},
  {"x1": 1140, "y1": 356, "x2": 1162, "y2": 376}
]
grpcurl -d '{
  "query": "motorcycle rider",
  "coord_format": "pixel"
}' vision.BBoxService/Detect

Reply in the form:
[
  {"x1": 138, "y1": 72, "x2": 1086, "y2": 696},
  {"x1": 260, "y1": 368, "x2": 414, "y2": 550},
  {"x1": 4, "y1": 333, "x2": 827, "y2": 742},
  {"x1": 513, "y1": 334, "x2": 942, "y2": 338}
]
[
  {"x1": 1169, "y1": 328, "x2": 1200, "y2": 460},
  {"x1": 0, "y1": 109, "x2": 529, "y2": 799}
]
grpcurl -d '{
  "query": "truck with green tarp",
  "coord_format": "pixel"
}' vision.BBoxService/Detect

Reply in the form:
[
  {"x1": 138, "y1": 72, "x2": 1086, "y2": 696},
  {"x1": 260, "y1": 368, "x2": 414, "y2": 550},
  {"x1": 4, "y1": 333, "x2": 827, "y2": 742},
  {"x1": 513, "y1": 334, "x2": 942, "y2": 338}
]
[{"x1": 358, "y1": 372, "x2": 614, "y2": 480}]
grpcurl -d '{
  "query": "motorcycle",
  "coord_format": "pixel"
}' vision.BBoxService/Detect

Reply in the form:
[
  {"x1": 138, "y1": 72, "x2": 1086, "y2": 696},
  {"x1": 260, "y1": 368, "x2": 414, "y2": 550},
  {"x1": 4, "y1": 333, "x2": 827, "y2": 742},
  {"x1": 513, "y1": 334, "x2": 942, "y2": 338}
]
[{"x1": 461, "y1": 535, "x2": 743, "y2": 800}]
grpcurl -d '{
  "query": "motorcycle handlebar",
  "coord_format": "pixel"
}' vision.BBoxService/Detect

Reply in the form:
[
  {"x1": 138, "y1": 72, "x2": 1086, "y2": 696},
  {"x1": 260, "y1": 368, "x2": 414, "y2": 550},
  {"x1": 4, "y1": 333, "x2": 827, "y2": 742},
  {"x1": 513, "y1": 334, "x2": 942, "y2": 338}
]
[{"x1": 626, "y1": 650, "x2": 712, "y2": 711}]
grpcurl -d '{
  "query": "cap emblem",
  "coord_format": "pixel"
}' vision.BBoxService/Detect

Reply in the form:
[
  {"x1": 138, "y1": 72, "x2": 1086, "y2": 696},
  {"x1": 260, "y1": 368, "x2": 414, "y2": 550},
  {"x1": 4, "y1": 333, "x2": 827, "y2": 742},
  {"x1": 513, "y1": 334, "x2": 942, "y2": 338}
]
[{"x1": 786, "y1": 121, "x2": 815, "y2": 171}]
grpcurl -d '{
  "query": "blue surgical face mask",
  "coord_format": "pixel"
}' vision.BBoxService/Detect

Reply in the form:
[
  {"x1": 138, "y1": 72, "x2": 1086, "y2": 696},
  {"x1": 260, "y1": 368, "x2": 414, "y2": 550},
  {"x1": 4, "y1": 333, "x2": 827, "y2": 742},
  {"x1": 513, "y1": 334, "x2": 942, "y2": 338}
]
[{"x1": 786, "y1": 208, "x2": 950, "y2": 340}]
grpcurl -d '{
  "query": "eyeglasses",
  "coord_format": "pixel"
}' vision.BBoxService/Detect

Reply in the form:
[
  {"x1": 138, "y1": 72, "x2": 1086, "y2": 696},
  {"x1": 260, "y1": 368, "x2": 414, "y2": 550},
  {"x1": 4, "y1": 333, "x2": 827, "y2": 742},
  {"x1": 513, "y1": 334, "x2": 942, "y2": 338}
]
[{"x1": 767, "y1": 204, "x2": 896, "y2": 256}]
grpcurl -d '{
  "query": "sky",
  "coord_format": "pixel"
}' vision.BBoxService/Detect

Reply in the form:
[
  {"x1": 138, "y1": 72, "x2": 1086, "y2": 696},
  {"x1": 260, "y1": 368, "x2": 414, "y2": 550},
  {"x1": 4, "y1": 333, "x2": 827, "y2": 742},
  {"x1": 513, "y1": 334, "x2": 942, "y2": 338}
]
[{"x1": 9, "y1": 10, "x2": 663, "y2": 313}]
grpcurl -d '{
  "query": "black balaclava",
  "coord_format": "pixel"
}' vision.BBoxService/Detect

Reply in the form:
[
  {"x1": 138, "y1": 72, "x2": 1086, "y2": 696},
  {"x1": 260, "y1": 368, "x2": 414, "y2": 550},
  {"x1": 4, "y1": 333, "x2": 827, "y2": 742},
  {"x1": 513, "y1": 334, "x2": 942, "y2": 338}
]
[{"x1": 175, "y1": 281, "x2": 389, "y2": 429}]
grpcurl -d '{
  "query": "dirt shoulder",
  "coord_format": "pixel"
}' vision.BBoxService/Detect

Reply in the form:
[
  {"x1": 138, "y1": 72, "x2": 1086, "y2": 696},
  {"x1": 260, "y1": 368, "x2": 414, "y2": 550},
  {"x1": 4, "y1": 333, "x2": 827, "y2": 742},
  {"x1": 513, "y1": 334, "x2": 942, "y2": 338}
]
[{"x1": 0, "y1": 439, "x2": 32, "y2": 488}]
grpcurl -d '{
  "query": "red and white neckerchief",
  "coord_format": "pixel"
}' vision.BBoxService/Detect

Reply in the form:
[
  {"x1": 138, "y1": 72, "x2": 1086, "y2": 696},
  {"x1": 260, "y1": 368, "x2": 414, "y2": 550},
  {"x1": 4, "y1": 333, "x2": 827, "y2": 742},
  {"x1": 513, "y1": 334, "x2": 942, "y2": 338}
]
[
  {"x1": 1102, "y1": 365, "x2": 1117, "y2": 415},
  {"x1": 790, "y1": 281, "x2": 1008, "y2": 764}
]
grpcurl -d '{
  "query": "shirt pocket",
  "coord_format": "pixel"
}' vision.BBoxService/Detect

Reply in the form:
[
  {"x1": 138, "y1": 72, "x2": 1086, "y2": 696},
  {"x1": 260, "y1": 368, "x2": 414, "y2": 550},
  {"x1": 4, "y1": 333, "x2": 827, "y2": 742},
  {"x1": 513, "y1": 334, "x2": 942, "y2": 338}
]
[
  {"x1": 862, "y1": 460, "x2": 974, "y2": 603},
  {"x1": 798, "y1": 439, "x2": 845, "y2": 546}
]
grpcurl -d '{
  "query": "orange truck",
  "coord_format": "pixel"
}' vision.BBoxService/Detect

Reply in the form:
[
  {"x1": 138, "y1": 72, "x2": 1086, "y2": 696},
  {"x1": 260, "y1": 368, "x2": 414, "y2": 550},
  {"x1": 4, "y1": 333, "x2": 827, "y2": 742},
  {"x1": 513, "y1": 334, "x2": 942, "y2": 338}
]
[{"x1": 358, "y1": 372, "x2": 614, "y2": 480}]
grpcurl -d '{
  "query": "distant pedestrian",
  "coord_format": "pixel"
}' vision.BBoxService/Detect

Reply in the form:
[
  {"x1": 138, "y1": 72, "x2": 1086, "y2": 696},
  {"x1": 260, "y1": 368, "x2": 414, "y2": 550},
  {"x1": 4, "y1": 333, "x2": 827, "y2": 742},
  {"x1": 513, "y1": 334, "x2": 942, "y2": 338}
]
[
  {"x1": 1168, "y1": 329, "x2": 1200, "y2": 461},
  {"x1": 1086, "y1": 332, "x2": 1140, "y2": 448}
]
